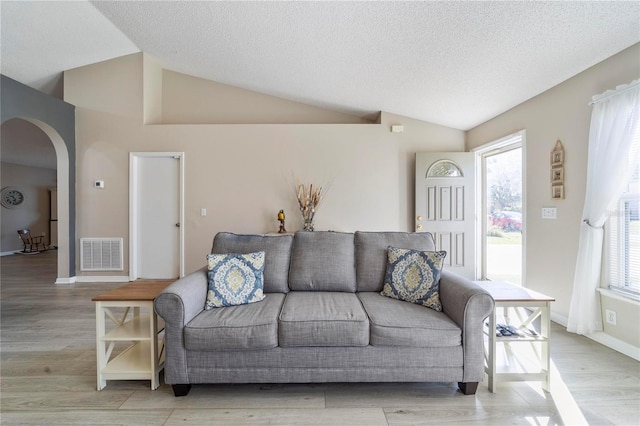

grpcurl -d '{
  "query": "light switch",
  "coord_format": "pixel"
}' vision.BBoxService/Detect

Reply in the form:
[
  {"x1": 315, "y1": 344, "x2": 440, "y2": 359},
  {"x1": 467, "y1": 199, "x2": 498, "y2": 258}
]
[
  {"x1": 541, "y1": 207, "x2": 557, "y2": 219},
  {"x1": 200, "y1": 208, "x2": 207, "y2": 217}
]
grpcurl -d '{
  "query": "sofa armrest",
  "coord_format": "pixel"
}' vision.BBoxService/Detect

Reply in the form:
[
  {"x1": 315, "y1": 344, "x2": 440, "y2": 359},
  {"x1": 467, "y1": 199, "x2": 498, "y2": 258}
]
[
  {"x1": 439, "y1": 270, "x2": 494, "y2": 383},
  {"x1": 154, "y1": 267, "x2": 208, "y2": 384}
]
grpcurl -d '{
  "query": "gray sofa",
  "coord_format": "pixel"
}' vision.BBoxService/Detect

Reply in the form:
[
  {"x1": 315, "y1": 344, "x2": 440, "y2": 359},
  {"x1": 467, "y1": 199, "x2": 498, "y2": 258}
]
[{"x1": 154, "y1": 231, "x2": 494, "y2": 397}]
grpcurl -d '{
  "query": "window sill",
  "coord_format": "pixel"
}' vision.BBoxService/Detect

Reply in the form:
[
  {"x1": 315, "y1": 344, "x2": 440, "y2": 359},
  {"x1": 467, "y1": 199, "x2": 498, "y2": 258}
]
[{"x1": 598, "y1": 287, "x2": 640, "y2": 305}]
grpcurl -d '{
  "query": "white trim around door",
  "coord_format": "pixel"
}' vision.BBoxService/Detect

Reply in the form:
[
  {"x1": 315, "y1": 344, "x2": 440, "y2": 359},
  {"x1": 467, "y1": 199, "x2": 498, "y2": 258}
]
[
  {"x1": 129, "y1": 152, "x2": 185, "y2": 280},
  {"x1": 472, "y1": 130, "x2": 526, "y2": 284}
]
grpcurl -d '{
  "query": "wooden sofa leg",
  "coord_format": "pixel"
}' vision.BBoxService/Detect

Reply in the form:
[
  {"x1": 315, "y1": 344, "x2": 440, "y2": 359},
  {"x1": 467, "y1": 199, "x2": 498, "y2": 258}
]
[
  {"x1": 458, "y1": 382, "x2": 479, "y2": 395},
  {"x1": 172, "y1": 384, "x2": 191, "y2": 397}
]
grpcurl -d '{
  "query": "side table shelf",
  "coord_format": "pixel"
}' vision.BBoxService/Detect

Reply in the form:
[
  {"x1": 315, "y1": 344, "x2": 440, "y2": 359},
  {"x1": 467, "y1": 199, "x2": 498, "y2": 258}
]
[
  {"x1": 101, "y1": 314, "x2": 163, "y2": 340},
  {"x1": 93, "y1": 281, "x2": 173, "y2": 391},
  {"x1": 101, "y1": 339, "x2": 165, "y2": 377},
  {"x1": 475, "y1": 281, "x2": 555, "y2": 393}
]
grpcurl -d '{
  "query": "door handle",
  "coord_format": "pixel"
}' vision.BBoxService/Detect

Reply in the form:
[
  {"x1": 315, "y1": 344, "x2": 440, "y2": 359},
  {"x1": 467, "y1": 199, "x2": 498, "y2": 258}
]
[{"x1": 175, "y1": 223, "x2": 180, "y2": 228}]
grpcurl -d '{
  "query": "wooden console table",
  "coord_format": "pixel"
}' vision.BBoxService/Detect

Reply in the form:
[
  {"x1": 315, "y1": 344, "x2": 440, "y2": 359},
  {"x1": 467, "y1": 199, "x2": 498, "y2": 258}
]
[
  {"x1": 475, "y1": 281, "x2": 555, "y2": 393},
  {"x1": 92, "y1": 280, "x2": 173, "y2": 390}
]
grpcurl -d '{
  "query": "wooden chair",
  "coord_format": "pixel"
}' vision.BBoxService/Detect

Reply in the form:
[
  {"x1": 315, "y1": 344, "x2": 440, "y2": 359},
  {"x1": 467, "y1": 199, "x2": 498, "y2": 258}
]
[{"x1": 17, "y1": 229, "x2": 47, "y2": 253}]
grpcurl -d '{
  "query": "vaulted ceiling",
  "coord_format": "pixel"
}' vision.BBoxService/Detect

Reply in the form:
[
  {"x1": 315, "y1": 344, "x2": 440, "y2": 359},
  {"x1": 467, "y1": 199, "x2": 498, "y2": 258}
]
[{"x1": 1, "y1": 1, "x2": 639, "y2": 169}]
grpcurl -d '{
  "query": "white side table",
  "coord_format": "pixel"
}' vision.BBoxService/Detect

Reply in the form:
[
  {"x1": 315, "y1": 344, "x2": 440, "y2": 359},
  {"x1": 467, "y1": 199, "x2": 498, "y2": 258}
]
[
  {"x1": 475, "y1": 281, "x2": 555, "y2": 393},
  {"x1": 93, "y1": 281, "x2": 172, "y2": 390}
]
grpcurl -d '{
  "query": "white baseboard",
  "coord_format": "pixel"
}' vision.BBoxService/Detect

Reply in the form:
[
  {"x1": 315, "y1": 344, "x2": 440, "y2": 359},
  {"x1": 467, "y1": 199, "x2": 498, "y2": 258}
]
[
  {"x1": 550, "y1": 311, "x2": 639, "y2": 361},
  {"x1": 588, "y1": 331, "x2": 640, "y2": 361},
  {"x1": 0, "y1": 251, "x2": 20, "y2": 256},
  {"x1": 74, "y1": 276, "x2": 131, "y2": 283},
  {"x1": 551, "y1": 311, "x2": 568, "y2": 327},
  {"x1": 55, "y1": 277, "x2": 76, "y2": 285}
]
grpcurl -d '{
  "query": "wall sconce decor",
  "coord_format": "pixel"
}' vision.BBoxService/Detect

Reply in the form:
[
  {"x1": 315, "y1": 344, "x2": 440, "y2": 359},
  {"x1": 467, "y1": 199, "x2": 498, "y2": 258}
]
[{"x1": 551, "y1": 140, "x2": 565, "y2": 199}]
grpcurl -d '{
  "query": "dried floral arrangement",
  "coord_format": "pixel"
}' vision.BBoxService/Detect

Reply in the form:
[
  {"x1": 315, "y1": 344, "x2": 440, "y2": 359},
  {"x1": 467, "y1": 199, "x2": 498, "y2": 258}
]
[{"x1": 294, "y1": 179, "x2": 325, "y2": 231}]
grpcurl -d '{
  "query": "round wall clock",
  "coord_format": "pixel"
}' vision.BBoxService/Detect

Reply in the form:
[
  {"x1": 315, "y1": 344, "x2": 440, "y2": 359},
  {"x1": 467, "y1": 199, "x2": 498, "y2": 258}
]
[{"x1": 1, "y1": 187, "x2": 26, "y2": 208}]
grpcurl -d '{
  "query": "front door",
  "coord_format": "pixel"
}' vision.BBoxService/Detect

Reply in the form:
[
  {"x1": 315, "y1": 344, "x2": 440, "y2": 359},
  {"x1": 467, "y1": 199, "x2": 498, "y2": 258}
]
[{"x1": 415, "y1": 152, "x2": 476, "y2": 279}]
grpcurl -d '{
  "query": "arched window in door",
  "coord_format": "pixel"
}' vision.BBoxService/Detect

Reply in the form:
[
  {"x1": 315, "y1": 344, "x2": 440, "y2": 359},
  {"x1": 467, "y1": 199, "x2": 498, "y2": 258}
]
[{"x1": 426, "y1": 160, "x2": 463, "y2": 178}]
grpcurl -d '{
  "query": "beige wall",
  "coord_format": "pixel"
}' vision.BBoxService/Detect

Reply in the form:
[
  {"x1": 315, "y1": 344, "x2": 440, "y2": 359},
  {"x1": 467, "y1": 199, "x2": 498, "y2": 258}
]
[
  {"x1": 385, "y1": 112, "x2": 465, "y2": 230},
  {"x1": 161, "y1": 69, "x2": 372, "y2": 124},
  {"x1": 600, "y1": 292, "x2": 640, "y2": 349},
  {"x1": 143, "y1": 54, "x2": 163, "y2": 124},
  {"x1": 65, "y1": 53, "x2": 464, "y2": 277},
  {"x1": 65, "y1": 53, "x2": 144, "y2": 121},
  {"x1": 1, "y1": 162, "x2": 56, "y2": 253},
  {"x1": 467, "y1": 44, "x2": 640, "y2": 348}
]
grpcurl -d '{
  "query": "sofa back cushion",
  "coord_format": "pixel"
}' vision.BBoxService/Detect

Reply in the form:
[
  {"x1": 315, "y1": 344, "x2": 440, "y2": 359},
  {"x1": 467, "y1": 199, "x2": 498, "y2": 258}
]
[
  {"x1": 289, "y1": 231, "x2": 357, "y2": 292},
  {"x1": 355, "y1": 231, "x2": 436, "y2": 292},
  {"x1": 211, "y1": 232, "x2": 292, "y2": 293}
]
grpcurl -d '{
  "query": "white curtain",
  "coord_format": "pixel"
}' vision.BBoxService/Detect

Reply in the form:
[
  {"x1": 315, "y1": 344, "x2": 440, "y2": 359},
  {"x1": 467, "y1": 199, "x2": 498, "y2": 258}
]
[{"x1": 567, "y1": 80, "x2": 640, "y2": 335}]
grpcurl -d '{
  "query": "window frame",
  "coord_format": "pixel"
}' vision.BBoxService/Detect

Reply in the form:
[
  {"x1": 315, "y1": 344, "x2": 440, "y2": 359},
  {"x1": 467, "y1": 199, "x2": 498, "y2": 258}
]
[{"x1": 606, "y1": 176, "x2": 640, "y2": 300}]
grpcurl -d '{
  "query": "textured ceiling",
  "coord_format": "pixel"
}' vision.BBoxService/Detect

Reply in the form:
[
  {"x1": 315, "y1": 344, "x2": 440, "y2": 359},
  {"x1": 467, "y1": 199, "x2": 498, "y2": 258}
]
[
  {"x1": 2, "y1": 1, "x2": 639, "y2": 132},
  {"x1": 1, "y1": 1, "x2": 138, "y2": 96}
]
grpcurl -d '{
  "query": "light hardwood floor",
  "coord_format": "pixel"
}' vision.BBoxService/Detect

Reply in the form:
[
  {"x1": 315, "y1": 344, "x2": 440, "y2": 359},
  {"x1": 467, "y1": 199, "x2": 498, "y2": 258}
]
[{"x1": 1, "y1": 251, "x2": 639, "y2": 425}]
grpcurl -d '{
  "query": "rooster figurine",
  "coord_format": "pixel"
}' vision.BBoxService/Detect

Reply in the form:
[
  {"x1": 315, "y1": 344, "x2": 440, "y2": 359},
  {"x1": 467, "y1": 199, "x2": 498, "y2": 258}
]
[{"x1": 277, "y1": 209, "x2": 287, "y2": 234}]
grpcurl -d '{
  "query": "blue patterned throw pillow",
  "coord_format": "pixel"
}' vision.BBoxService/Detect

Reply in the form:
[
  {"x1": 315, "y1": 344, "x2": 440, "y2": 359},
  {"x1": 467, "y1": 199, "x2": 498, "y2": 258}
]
[
  {"x1": 205, "y1": 252, "x2": 266, "y2": 309},
  {"x1": 380, "y1": 246, "x2": 447, "y2": 311}
]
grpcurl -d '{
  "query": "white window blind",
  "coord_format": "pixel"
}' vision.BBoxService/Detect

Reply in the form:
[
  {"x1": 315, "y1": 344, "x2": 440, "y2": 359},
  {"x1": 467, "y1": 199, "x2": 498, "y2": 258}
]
[{"x1": 607, "y1": 123, "x2": 640, "y2": 297}]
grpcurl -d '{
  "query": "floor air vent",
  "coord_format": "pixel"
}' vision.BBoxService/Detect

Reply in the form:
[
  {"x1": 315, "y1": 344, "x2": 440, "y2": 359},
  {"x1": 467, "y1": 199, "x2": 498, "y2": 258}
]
[{"x1": 80, "y1": 238, "x2": 123, "y2": 271}]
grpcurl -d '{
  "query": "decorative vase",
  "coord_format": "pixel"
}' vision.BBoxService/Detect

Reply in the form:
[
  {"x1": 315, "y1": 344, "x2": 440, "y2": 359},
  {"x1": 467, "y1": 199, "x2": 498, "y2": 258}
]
[
  {"x1": 294, "y1": 180, "x2": 324, "y2": 233},
  {"x1": 303, "y1": 219, "x2": 315, "y2": 232}
]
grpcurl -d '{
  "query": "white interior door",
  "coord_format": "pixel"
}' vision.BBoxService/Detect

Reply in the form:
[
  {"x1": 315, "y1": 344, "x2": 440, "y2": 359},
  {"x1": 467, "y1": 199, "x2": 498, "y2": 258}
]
[
  {"x1": 130, "y1": 153, "x2": 183, "y2": 280},
  {"x1": 415, "y1": 152, "x2": 476, "y2": 279}
]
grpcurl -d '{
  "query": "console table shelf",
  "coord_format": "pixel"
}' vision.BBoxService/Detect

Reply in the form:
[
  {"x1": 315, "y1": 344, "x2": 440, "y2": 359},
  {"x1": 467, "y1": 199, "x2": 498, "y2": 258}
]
[{"x1": 93, "y1": 281, "x2": 172, "y2": 390}]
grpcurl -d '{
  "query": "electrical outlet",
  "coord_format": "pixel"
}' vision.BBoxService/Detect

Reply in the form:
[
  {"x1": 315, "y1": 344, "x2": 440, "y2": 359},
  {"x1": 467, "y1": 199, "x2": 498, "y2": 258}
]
[{"x1": 605, "y1": 309, "x2": 617, "y2": 325}]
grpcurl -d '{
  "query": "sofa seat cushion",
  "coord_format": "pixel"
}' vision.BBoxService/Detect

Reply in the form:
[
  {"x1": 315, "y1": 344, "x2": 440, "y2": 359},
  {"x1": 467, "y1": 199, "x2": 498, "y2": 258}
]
[
  {"x1": 358, "y1": 292, "x2": 461, "y2": 347},
  {"x1": 184, "y1": 293, "x2": 285, "y2": 351},
  {"x1": 279, "y1": 292, "x2": 369, "y2": 347}
]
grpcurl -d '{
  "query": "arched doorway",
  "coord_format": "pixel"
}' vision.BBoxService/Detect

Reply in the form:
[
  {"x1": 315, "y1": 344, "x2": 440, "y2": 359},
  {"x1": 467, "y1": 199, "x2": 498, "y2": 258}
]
[
  {"x1": 0, "y1": 118, "x2": 70, "y2": 282},
  {"x1": 1, "y1": 75, "x2": 76, "y2": 283}
]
